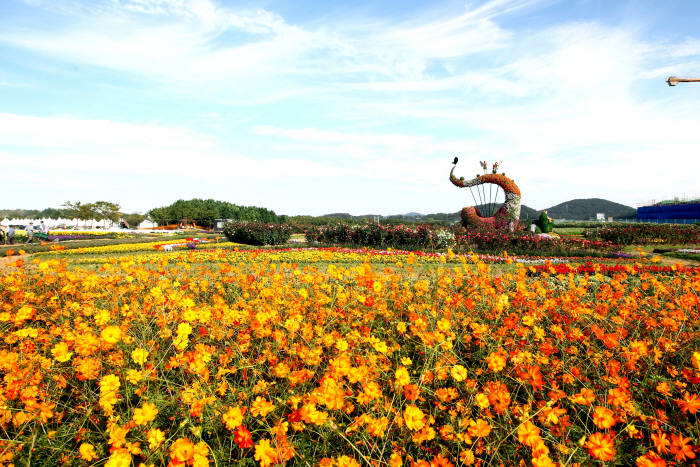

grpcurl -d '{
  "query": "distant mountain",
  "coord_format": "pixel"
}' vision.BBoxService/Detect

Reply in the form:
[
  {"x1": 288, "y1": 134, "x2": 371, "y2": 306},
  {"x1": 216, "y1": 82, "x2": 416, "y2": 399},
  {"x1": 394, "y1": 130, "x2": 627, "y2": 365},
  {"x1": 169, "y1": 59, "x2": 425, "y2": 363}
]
[
  {"x1": 320, "y1": 200, "x2": 635, "y2": 223},
  {"x1": 545, "y1": 198, "x2": 636, "y2": 220}
]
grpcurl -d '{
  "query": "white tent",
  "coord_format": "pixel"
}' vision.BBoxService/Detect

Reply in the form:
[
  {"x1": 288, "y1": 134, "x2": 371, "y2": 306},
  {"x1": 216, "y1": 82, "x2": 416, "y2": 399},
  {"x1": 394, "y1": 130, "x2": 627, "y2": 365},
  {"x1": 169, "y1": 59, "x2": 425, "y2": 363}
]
[{"x1": 138, "y1": 220, "x2": 158, "y2": 229}]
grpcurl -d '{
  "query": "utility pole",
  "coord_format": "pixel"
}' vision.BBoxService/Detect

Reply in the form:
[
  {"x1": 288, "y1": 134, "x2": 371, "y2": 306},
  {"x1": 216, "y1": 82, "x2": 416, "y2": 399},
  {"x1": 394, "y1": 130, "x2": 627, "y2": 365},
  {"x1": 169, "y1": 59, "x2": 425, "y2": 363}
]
[{"x1": 667, "y1": 76, "x2": 700, "y2": 86}]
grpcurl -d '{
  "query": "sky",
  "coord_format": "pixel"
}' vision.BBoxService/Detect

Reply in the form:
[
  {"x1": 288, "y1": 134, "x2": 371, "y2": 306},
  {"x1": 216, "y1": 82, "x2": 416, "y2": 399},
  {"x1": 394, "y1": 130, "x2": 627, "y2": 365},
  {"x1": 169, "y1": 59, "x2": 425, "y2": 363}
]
[{"x1": 1, "y1": 0, "x2": 699, "y2": 216}]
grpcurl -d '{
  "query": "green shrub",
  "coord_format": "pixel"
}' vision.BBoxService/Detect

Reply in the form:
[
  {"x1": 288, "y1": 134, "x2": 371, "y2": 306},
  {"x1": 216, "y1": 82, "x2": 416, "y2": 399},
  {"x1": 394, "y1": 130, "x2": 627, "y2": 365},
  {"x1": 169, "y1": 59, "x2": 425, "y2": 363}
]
[{"x1": 223, "y1": 222, "x2": 292, "y2": 245}]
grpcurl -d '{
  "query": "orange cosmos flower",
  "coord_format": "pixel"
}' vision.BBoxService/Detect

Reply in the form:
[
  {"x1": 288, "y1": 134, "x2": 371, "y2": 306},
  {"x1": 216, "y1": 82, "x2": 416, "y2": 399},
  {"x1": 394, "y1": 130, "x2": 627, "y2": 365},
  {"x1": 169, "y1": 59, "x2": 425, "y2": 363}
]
[
  {"x1": 235, "y1": 425, "x2": 254, "y2": 449},
  {"x1": 131, "y1": 348, "x2": 148, "y2": 365},
  {"x1": 670, "y1": 434, "x2": 696, "y2": 462},
  {"x1": 395, "y1": 366, "x2": 411, "y2": 386},
  {"x1": 250, "y1": 396, "x2": 275, "y2": 418},
  {"x1": 676, "y1": 392, "x2": 700, "y2": 414},
  {"x1": 468, "y1": 418, "x2": 491, "y2": 438},
  {"x1": 485, "y1": 352, "x2": 507, "y2": 372},
  {"x1": 586, "y1": 432, "x2": 615, "y2": 462},
  {"x1": 170, "y1": 437, "x2": 195, "y2": 464},
  {"x1": 569, "y1": 387, "x2": 596, "y2": 405},
  {"x1": 105, "y1": 448, "x2": 131, "y2": 467},
  {"x1": 650, "y1": 431, "x2": 670, "y2": 455},
  {"x1": 403, "y1": 405, "x2": 426, "y2": 431},
  {"x1": 147, "y1": 428, "x2": 165, "y2": 450},
  {"x1": 592, "y1": 406, "x2": 616, "y2": 429},
  {"x1": 517, "y1": 420, "x2": 541, "y2": 447}
]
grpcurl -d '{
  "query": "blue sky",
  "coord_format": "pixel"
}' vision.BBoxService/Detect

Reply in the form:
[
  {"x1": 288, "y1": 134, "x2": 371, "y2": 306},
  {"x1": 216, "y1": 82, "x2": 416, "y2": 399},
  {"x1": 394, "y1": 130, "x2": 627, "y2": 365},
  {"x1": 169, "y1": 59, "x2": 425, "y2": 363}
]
[{"x1": 1, "y1": 0, "x2": 699, "y2": 216}]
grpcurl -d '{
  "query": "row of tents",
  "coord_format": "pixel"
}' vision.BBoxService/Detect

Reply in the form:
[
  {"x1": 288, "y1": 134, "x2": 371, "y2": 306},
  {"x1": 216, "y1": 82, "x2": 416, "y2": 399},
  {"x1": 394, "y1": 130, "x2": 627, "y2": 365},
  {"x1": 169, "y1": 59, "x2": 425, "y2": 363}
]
[{"x1": 0, "y1": 218, "x2": 159, "y2": 230}]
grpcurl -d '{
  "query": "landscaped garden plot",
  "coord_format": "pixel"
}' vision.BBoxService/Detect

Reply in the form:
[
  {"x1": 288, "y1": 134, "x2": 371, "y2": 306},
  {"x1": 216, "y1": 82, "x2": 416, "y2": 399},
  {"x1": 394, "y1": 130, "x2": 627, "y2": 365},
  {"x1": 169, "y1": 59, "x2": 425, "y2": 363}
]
[{"x1": 0, "y1": 247, "x2": 698, "y2": 466}]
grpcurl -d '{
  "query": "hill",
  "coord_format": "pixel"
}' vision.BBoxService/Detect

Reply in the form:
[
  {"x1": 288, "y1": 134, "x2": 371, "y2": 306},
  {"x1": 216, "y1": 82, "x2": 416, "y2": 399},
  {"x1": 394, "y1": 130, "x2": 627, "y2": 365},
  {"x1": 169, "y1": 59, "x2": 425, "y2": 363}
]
[
  {"x1": 545, "y1": 198, "x2": 636, "y2": 220},
  {"x1": 320, "y1": 200, "x2": 635, "y2": 223}
]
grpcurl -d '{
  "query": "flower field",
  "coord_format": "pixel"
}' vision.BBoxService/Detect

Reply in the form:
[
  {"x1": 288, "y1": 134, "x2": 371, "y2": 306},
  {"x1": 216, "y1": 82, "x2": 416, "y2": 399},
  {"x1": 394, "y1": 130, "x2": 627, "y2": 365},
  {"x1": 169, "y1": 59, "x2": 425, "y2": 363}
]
[{"x1": 0, "y1": 247, "x2": 698, "y2": 466}]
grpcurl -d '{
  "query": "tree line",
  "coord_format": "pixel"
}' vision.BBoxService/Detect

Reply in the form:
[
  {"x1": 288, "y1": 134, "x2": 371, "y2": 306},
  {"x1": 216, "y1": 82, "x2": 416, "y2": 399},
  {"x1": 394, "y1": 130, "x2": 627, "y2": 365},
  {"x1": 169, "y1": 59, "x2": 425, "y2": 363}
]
[
  {"x1": 147, "y1": 199, "x2": 285, "y2": 228},
  {"x1": 1, "y1": 199, "x2": 284, "y2": 228}
]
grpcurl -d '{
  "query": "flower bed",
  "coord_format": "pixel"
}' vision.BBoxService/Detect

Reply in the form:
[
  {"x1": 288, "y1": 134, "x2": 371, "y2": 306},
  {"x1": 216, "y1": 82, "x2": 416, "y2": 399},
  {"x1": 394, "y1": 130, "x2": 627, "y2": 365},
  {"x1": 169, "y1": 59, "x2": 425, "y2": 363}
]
[
  {"x1": 455, "y1": 230, "x2": 619, "y2": 256},
  {"x1": 584, "y1": 224, "x2": 700, "y2": 245},
  {"x1": 528, "y1": 261, "x2": 700, "y2": 276},
  {"x1": 223, "y1": 222, "x2": 292, "y2": 246},
  {"x1": 0, "y1": 253, "x2": 697, "y2": 466},
  {"x1": 306, "y1": 224, "x2": 455, "y2": 250}
]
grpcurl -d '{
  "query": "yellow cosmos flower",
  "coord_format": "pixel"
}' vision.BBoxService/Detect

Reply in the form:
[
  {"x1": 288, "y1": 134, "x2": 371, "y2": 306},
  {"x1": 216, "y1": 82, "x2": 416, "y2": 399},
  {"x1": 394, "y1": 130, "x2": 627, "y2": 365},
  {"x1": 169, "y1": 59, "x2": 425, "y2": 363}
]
[
  {"x1": 395, "y1": 366, "x2": 410, "y2": 386},
  {"x1": 131, "y1": 348, "x2": 149, "y2": 365},
  {"x1": 51, "y1": 341, "x2": 73, "y2": 362},
  {"x1": 101, "y1": 325, "x2": 122, "y2": 344},
  {"x1": 222, "y1": 406, "x2": 244, "y2": 431},
  {"x1": 133, "y1": 402, "x2": 158, "y2": 425},
  {"x1": 79, "y1": 442, "x2": 97, "y2": 461},
  {"x1": 451, "y1": 364, "x2": 467, "y2": 382},
  {"x1": 147, "y1": 428, "x2": 165, "y2": 450},
  {"x1": 403, "y1": 405, "x2": 426, "y2": 431}
]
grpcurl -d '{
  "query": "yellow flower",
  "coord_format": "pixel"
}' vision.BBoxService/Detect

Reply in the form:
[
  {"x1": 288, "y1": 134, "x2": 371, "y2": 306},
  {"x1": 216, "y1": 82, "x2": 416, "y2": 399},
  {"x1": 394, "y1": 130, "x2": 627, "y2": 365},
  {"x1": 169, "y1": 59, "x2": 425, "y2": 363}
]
[
  {"x1": 147, "y1": 428, "x2": 165, "y2": 450},
  {"x1": 395, "y1": 366, "x2": 410, "y2": 386},
  {"x1": 105, "y1": 448, "x2": 132, "y2": 467},
  {"x1": 79, "y1": 442, "x2": 97, "y2": 461},
  {"x1": 254, "y1": 439, "x2": 278, "y2": 467},
  {"x1": 335, "y1": 338, "x2": 349, "y2": 351},
  {"x1": 101, "y1": 325, "x2": 122, "y2": 344},
  {"x1": 222, "y1": 406, "x2": 244, "y2": 430},
  {"x1": 126, "y1": 369, "x2": 143, "y2": 384},
  {"x1": 133, "y1": 402, "x2": 158, "y2": 425},
  {"x1": 131, "y1": 348, "x2": 149, "y2": 365},
  {"x1": 403, "y1": 405, "x2": 426, "y2": 431},
  {"x1": 51, "y1": 341, "x2": 73, "y2": 362},
  {"x1": 451, "y1": 364, "x2": 467, "y2": 382}
]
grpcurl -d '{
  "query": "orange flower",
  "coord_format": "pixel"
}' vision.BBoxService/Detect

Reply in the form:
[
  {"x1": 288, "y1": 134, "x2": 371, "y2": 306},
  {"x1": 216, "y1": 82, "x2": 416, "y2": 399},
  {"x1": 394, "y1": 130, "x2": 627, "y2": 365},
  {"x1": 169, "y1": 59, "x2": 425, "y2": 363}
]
[
  {"x1": 403, "y1": 405, "x2": 426, "y2": 431},
  {"x1": 395, "y1": 367, "x2": 410, "y2": 386},
  {"x1": 485, "y1": 352, "x2": 507, "y2": 372},
  {"x1": 670, "y1": 434, "x2": 696, "y2": 462},
  {"x1": 586, "y1": 432, "x2": 615, "y2": 462},
  {"x1": 676, "y1": 392, "x2": 700, "y2": 414},
  {"x1": 467, "y1": 418, "x2": 491, "y2": 438},
  {"x1": 592, "y1": 406, "x2": 616, "y2": 429},
  {"x1": 569, "y1": 387, "x2": 596, "y2": 405},
  {"x1": 170, "y1": 437, "x2": 195, "y2": 464},
  {"x1": 51, "y1": 341, "x2": 73, "y2": 362},
  {"x1": 517, "y1": 421, "x2": 541, "y2": 447},
  {"x1": 250, "y1": 397, "x2": 275, "y2": 418},
  {"x1": 650, "y1": 431, "x2": 670, "y2": 455}
]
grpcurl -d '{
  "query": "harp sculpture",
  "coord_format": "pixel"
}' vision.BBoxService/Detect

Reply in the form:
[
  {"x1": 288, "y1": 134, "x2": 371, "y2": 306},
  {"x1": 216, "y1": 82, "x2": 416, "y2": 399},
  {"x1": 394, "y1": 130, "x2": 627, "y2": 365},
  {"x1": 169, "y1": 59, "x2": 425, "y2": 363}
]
[{"x1": 449, "y1": 158, "x2": 521, "y2": 230}]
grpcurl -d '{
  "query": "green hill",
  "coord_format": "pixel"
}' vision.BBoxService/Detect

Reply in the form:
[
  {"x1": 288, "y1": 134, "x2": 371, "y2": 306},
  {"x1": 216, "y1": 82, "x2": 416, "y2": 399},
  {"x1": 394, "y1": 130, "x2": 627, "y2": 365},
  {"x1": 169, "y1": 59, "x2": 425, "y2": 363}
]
[{"x1": 545, "y1": 198, "x2": 636, "y2": 220}]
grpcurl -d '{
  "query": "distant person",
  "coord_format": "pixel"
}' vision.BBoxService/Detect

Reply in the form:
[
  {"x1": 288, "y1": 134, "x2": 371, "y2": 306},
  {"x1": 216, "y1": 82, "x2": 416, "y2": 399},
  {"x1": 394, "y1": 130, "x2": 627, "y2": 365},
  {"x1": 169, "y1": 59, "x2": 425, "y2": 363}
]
[
  {"x1": 40, "y1": 220, "x2": 49, "y2": 234},
  {"x1": 25, "y1": 222, "x2": 34, "y2": 244},
  {"x1": 0, "y1": 226, "x2": 5, "y2": 244},
  {"x1": 6, "y1": 226, "x2": 15, "y2": 245}
]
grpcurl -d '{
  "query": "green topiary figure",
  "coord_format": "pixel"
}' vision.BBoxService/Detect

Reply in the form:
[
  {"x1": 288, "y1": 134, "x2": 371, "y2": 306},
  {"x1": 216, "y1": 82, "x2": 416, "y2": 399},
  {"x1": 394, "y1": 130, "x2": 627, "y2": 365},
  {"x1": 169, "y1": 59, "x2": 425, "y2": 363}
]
[{"x1": 534, "y1": 210, "x2": 554, "y2": 233}]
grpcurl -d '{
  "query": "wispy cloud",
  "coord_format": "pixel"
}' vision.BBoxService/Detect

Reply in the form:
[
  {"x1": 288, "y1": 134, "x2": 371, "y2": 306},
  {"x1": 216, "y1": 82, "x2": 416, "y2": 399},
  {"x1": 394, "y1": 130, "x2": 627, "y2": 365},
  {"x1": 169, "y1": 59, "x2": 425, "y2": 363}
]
[{"x1": 1, "y1": 0, "x2": 699, "y2": 214}]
